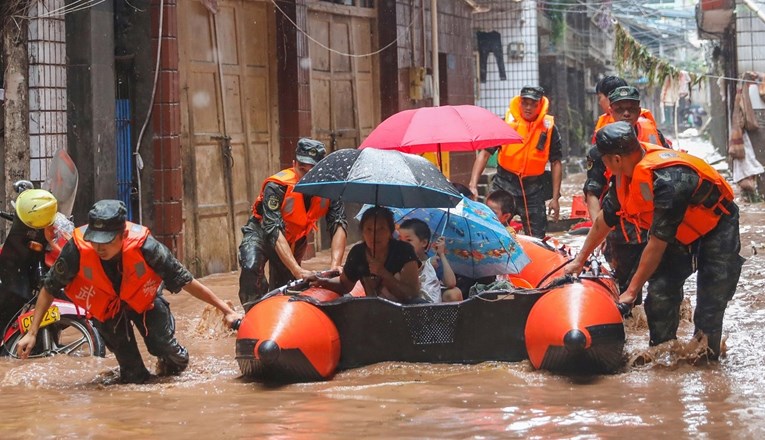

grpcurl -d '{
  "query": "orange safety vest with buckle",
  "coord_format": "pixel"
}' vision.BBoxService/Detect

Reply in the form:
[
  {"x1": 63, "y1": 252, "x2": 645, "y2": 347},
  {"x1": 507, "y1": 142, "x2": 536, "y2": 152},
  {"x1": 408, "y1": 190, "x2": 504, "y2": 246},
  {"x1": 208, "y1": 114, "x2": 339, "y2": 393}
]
[
  {"x1": 498, "y1": 96, "x2": 554, "y2": 177},
  {"x1": 252, "y1": 168, "x2": 330, "y2": 244},
  {"x1": 615, "y1": 145, "x2": 734, "y2": 245},
  {"x1": 65, "y1": 223, "x2": 162, "y2": 322}
]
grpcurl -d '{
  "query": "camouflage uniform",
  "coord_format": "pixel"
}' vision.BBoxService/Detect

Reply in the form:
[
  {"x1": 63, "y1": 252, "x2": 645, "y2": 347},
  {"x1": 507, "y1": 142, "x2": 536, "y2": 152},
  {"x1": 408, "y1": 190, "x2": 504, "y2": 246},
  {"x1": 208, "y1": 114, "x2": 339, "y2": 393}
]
[
  {"x1": 46, "y1": 235, "x2": 193, "y2": 383},
  {"x1": 602, "y1": 165, "x2": 744, "y2": 356},
  {"x1": 238, "y1": 183, "x2": 346, "y2": 309}
]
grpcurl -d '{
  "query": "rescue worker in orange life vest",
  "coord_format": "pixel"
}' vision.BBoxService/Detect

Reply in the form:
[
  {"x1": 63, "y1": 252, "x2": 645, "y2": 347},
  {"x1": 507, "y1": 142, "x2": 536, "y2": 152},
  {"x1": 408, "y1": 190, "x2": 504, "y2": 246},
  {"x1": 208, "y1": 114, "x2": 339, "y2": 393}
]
[
  {"x1": 16, "y1": 200, "x2": 242, "y2": 384},
  {"x1": 565, "y1": 122, "x2": 744, "y2": 359},
  {"x1": 583, "y1": 85, "x2": 672, "y2": 300},
  {"x1": 469, "y1": 85, "x2": 563, "y2": 238},
  {"x1": 585, "y1": 85, "x2": 672, "y2": 221},
  {"x1": 238, "y1": 138, "x2": 347, "y2": 310}
]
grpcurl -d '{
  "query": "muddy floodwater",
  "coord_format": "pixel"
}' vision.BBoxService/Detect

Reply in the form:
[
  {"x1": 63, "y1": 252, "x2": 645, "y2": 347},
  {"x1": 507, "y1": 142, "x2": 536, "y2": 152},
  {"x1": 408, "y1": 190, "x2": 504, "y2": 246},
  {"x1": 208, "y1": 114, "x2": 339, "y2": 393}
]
[{"x1": 2, "y1": 173, "x2": 765, "y2": 438}]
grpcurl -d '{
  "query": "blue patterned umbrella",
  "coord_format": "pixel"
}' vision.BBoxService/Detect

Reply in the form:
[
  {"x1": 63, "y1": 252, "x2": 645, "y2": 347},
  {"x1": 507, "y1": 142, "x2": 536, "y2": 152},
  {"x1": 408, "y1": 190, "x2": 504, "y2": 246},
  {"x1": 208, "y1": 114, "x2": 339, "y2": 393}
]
[{"x1": 358, "y1": 197, "x2": 530, "y2": 278}]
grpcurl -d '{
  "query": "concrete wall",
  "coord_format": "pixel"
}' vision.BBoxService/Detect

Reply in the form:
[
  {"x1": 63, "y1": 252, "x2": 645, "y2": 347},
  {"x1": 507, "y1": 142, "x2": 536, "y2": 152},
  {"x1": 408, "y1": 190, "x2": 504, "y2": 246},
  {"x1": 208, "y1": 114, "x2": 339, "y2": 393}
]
[
  {"x1": 381, "y1": 0, "x2": 476, "y2": 184},
  {"x1": 66, "y1": 0, "x2": 117, "y2": 222}
]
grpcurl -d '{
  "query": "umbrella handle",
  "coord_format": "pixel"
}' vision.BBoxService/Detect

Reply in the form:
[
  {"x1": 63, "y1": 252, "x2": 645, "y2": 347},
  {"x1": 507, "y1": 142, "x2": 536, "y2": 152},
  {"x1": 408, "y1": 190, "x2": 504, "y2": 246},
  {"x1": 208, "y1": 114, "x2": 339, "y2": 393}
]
[{"x1": 438, "y1": 208, "x2": 450, "y2": 237}]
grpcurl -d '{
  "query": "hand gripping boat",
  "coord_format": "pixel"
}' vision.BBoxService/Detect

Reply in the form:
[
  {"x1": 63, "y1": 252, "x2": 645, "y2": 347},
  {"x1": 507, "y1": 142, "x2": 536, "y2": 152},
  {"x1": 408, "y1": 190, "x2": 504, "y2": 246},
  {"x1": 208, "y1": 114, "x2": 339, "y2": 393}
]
[{"x1": 236, "y1": 235, "x2": 626, "y2": 382}]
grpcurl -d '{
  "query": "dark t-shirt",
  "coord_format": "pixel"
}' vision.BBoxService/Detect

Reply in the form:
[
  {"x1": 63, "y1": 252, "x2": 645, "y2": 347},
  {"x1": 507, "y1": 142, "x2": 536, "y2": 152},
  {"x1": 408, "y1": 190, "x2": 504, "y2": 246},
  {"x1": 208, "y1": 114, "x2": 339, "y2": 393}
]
[
  {"x1": 44, "y1": 234, "x2": 194, "y2": 295},
  {"x1": 343, "y1": 239, "x2": 419, "y2": 283},
  {"x1": 602, "y1": 165, "x2": 699, "y2": 243}
]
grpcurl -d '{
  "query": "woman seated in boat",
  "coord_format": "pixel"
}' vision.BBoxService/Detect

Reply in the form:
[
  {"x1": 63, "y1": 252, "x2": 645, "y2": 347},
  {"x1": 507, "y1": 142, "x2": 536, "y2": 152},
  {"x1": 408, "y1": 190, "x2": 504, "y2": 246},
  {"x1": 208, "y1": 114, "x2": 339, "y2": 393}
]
[{"x1": 314, "y1": 206, "x2": 424, "y2": 303}]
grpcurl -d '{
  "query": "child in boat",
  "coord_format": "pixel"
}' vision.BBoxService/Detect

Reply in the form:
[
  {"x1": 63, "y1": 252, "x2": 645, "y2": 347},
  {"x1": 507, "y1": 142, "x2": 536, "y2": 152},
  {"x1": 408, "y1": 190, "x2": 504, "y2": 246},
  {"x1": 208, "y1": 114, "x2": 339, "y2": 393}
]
[
  {"x1": 397, "y1": 218, "x2": 462, "y2": 302},
  {"x1": 486, "y1": 189, "x2": 521, "y2": 235}
]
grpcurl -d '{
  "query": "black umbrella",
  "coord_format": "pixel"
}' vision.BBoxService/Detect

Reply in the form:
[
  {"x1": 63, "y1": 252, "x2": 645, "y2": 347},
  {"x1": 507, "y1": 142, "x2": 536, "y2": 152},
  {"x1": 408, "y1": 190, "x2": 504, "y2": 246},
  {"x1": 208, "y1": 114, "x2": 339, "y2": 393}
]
[{"x1": 293, "y1": 148, "x2": 462, "y2": 208}]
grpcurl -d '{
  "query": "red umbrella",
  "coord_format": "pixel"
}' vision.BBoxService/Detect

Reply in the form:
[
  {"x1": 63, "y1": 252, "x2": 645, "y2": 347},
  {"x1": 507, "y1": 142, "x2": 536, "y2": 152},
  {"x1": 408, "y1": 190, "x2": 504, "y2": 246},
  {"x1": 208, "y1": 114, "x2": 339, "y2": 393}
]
[{"x1": 359, "y1": 105, "x2": 522, "y2": 165}]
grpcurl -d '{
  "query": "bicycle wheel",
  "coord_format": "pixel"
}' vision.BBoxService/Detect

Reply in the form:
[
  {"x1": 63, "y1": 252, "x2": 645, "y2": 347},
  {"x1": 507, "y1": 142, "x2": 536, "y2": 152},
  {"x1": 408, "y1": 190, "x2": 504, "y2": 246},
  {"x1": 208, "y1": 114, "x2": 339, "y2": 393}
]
[{"x1": 5, "y1": 317, "x2": 105, "y2": 358}]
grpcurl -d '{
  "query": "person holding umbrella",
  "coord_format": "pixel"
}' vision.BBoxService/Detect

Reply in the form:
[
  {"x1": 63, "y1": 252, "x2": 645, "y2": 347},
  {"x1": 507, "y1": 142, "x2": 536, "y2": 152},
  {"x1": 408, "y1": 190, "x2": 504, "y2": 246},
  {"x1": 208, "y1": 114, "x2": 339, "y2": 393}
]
[
  {"x1": 238, "y1": 139, "x2": 347, "y2": 310},
  {"x1": 469, "y1": 86, "x2": 563, "y2": 238},
  {"x1": 314, "y1": 207, "x2": 423, "y2": 303}
]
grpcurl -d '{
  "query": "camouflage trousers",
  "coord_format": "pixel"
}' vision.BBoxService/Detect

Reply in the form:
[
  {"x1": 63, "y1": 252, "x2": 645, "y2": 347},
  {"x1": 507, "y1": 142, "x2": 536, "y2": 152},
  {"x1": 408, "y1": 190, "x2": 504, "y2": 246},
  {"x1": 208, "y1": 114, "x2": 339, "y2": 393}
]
[
  {"x1": 491, "y1": 176, "x2": 547, "y2": 239},
  {"x1": 95, "y1": 295, "x2": 188, "y2": 384},
  {"x1": 237, "y1": 218, "x2": 306, "y2": 311},
  {"x1": 645, "y1": 206, "x2": 744, "y2": 357}
]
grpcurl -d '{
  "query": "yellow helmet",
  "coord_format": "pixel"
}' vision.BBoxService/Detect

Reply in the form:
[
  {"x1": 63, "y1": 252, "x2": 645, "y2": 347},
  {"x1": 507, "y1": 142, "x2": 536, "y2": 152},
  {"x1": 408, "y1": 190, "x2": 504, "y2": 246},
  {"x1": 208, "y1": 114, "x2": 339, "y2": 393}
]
[{"x1": 15, "y1": 189, "x2": 58, "y2": 229}]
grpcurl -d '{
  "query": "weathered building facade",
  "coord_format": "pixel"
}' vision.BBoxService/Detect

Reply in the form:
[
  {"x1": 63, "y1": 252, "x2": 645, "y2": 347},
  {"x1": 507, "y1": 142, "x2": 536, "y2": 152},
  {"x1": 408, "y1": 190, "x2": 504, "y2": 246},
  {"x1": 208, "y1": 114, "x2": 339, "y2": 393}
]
[{"x1": 2, "y1": 0, "x2": 478, "y2": 276}]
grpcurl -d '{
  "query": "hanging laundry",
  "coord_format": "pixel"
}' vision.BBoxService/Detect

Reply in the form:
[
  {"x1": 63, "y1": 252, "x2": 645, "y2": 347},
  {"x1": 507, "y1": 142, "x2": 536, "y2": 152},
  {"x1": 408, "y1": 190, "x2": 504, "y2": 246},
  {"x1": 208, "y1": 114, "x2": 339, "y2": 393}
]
[{"x1": 476, "y1": 31, "x2": 507, "y2": 83}]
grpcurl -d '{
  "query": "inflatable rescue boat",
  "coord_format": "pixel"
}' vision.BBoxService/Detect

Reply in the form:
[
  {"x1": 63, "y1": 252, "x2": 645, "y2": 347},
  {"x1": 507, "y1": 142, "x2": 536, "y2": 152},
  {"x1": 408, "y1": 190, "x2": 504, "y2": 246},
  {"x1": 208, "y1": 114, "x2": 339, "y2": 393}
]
[{"x1": 236, "y1": 235, "x2": 625, "y2": 382}]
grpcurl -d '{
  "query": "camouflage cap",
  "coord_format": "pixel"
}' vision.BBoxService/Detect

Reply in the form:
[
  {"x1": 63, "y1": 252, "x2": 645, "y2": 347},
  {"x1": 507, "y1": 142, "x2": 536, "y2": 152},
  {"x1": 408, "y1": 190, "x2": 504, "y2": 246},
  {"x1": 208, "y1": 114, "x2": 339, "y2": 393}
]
[
  {"x1": 519, "y1": 85, "x2": 545, "y2": 101},
  {"x1": 608, "y1": 86, "x2": 640, "y2": 104},
  {"x1": 595, "y1": 121, "x2": 641, "y2": 156},
  {"x1": 83, "y1": 200, "x2": 127, "y2": 244},
  {"x1": 295, "y1": 138, "x2": 327, "y2": 165}
]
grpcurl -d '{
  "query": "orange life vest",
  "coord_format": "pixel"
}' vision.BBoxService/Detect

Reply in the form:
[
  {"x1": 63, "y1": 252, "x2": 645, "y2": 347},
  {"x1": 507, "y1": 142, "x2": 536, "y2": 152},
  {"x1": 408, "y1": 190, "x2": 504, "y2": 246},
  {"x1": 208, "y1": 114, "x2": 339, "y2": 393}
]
[
  {"x1": 591, "y1": 108, "x2": 658, "y2": 143},
  {"x1": 615, "y1": 145, "x2": 734, "y2": 245},
  {"x1": 634, "y1": 117, "x2": 662, "y2": 146},
  {"x1": 592, "y1": 113, "x2": 615, "y2": 143},
  {"x1": 498, "y1": 96, "x2": 555, "y2": 177},
  {"x1": 65, "y1": 223, "x2": 162, "y2": 321},
  {"x1": 252, "y1": 168, "x2": 330, "y2": 244},
  {"x1": 600, "y1": 112, "x2": 666, "y2": 186}
]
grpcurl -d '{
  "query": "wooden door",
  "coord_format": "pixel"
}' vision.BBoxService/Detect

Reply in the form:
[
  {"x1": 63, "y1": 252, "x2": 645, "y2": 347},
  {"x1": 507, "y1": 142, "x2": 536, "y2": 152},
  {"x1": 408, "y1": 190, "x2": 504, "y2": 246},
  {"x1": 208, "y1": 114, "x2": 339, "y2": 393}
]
[
  {"x1": 307, "y1": 5, "x2": 379, "y2": 249},
  {"x1": 179, "y1": 0, "x2": 278, "y2": 275},
  {"x1": 307, "y1": 8, "x2": 379, "y2": 152}
]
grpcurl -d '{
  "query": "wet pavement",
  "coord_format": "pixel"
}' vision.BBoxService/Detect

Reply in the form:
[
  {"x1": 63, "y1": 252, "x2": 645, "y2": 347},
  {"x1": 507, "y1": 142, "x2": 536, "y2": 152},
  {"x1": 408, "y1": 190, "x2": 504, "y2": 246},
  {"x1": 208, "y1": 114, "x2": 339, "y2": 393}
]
[{"x1": 1, "y1": 171, "x2": 764, "y2": 438}]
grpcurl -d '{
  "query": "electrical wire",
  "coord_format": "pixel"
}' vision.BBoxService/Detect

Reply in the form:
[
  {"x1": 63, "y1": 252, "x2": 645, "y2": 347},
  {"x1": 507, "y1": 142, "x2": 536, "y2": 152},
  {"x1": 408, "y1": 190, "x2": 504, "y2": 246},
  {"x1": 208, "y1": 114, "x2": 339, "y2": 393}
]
[
  {"x1": 21, "y1": 0, "x2": 108, "y2": 19},
  {"x1": 270, "y1": 0, "x2": 418, "y2": 58}
]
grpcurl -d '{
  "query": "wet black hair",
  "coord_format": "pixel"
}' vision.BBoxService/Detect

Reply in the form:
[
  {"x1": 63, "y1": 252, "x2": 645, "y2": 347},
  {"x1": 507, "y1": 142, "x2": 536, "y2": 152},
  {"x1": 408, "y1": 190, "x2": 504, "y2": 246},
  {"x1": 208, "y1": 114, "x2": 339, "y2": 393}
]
[
  {"x1": 359, "y1": 206, "x2": 395, "y2": 233},
  {"x1": 486, "y1": 189, "x2": 515, "y2": 215},
  {"x1": 399, "y1": 218, "x2": 431, "y2": 246},
  {"x1": 596, "y1": 75, "x2": 628, "y2": 97}
]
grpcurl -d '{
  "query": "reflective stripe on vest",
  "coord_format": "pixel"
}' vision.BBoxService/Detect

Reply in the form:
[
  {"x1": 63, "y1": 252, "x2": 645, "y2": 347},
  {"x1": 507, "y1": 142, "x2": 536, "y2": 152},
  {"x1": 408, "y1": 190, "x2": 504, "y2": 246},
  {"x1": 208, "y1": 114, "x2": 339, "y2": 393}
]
[{"x1": 65, "y1": 222, "x2": 162, "y2": 321}]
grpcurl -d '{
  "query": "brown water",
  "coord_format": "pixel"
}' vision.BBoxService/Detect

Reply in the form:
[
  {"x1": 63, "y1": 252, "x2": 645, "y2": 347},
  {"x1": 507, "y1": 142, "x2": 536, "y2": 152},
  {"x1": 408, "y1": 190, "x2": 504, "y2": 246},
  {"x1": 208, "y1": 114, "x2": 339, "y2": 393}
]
[{"x1": 2, "y1": 175, "x2": 765, "y2": 438}]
